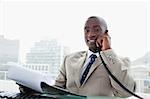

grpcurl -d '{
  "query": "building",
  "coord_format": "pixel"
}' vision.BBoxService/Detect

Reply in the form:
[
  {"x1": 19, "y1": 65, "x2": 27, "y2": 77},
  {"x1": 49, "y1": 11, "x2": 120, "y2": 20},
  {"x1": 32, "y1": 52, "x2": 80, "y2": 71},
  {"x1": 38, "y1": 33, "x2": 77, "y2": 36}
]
[
  {"x1": 0, "y1": 35, "x2": 19, "y2": 64},
  {"x1": 0, "y1": 35, "x2": 19, "y2": 81},
  {"x1": 130, "y1": 65, "x2": 150, "y2": 94},
  {"x1": 0, "y1": 64, "x2": 9, "y2": 80},
  {"x1": 25, "y1": 39, "x2": 70, "y2": 79},
  {"x1": 130, "y1": 50, "x2": 150, "y2": 96},
  {"x1": 0, "y1": 35, "x2": 19, "y2": 92},
  {"x1": 22, "y1": 64, "x2": 51, "y2": 73},
  {"x1": 132, "y1": 51, "x2": 150, "y2": 67}
]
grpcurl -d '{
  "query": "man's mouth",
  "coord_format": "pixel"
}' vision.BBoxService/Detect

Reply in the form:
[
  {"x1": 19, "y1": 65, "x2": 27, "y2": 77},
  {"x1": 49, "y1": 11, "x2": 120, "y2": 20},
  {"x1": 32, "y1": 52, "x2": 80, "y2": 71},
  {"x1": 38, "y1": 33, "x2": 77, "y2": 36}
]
[{"x1": 87, "y1": 39, "x2": 96, "y2": 44}]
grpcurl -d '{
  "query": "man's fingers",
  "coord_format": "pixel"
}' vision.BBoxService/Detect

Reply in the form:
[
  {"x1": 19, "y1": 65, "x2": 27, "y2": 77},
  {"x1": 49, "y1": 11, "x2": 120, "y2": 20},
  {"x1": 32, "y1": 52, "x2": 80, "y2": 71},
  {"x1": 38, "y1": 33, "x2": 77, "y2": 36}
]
[
  {"x1": 96, "y1": 32, "x2": 111, "y2": 51},
  {"x1": 96, "y1": 36, "x2": 103, "y2": 46}
]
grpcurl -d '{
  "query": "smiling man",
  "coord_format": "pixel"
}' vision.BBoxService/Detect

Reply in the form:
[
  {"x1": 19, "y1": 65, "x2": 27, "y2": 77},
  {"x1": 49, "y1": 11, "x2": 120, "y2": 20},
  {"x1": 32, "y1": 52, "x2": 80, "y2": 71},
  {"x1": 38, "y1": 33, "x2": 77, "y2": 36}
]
[{"x1": 55, "y1": 16, "x2": 136, "y2": 97}]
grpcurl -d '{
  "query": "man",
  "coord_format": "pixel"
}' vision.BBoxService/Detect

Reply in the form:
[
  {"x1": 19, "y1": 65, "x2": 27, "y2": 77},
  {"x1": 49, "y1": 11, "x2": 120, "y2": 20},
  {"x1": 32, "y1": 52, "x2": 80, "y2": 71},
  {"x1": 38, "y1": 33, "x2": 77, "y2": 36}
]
[{"x1": 54, "y1": 16, "x2": 136, "y2": 97}]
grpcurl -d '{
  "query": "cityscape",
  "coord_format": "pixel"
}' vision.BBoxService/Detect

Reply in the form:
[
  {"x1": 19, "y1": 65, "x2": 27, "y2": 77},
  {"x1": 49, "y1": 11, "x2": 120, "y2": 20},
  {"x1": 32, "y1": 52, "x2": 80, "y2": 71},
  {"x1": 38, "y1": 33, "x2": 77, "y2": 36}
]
[
  {"x1": 0, "y1": 35, "x2": 150, "y2": 98},
  {"x1": 0, "y1": 35, "x2": 70, "y2": 92},
  {"x1": 0, "y1": 0, "x2": 149, "y2": 98}
]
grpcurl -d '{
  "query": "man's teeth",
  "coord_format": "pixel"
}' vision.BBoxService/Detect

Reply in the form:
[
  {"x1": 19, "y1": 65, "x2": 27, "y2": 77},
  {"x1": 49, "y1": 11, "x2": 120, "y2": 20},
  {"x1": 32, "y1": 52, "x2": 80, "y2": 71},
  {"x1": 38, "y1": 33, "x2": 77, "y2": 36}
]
[{"x1": 88, "y1": 40, "x2": 95, "y2": 42}]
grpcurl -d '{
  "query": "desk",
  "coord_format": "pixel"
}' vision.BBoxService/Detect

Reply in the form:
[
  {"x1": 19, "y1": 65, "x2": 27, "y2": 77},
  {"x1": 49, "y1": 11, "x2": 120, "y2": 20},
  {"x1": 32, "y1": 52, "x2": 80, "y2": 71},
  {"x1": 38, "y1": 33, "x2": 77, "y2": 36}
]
[
  {"x1": 0, "y1": 91, "x2": 125, "y2": 99},
  {"x1": 13, "y1": 93, "x2": 124, "y2": 99},
  {"x1": 60, "y1": 95, "x2": 123, "y2": 99}
]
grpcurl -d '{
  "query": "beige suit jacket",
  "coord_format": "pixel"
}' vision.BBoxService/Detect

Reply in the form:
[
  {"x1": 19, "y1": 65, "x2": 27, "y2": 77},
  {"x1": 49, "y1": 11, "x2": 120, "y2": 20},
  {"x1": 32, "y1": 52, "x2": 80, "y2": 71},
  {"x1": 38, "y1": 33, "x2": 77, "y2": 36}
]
[{"x1": 55, "y1": 49, "x2": 135, "y2": 97}]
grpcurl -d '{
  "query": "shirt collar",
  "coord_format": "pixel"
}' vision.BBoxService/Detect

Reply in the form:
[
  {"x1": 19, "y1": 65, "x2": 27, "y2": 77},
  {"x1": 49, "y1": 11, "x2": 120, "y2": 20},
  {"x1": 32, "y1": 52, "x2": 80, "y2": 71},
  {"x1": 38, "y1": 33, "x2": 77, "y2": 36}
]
[{"x1": 87, "y1": 50, "x2": 99, "y2": 59}]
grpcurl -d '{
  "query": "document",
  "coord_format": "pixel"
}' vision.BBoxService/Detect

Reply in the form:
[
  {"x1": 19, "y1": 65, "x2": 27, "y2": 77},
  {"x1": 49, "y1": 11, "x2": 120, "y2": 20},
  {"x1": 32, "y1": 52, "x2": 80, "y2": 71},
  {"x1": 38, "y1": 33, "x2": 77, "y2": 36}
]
[{"x1": 7, "y1": 65, "x2": 72, "y2": 95}]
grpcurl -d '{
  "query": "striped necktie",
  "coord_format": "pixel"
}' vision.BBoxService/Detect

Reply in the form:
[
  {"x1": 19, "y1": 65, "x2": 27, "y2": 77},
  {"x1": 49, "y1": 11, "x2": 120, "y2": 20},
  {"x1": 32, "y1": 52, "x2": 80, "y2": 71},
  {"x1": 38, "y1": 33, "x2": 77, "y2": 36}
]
[{"x1": 80, "y1": 54, "x2": 97, "y2": 85}]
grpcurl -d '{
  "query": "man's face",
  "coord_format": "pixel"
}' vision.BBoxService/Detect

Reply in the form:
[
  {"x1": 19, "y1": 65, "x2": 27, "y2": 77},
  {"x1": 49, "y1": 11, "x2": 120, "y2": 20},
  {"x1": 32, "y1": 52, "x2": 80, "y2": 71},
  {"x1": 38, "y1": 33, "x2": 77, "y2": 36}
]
[{"x1": 84, "y1": 18, "x2": 104, "y2": 52}]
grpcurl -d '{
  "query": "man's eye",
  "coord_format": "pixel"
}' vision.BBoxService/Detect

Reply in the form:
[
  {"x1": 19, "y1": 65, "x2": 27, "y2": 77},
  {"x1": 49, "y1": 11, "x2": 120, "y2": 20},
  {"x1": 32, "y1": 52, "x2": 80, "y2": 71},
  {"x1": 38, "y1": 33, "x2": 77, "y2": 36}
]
[
  {"x1": 95, "y1": 29, "x2": 99, "y2": 32},
  {"x1": 85, "y1": 29, "x2": 90, "y2": 33}
]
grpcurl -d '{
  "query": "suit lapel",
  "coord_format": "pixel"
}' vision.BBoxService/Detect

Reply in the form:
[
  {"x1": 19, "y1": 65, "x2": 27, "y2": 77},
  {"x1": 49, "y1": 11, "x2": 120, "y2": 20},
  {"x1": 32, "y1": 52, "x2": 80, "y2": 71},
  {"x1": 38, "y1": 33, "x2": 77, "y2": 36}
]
[
  {"x1": 81, "y1": 57, "x2": 102, "y2": 86},
  {"x1": 74, "y1": 52, "x2": 87, "y2": 88}
]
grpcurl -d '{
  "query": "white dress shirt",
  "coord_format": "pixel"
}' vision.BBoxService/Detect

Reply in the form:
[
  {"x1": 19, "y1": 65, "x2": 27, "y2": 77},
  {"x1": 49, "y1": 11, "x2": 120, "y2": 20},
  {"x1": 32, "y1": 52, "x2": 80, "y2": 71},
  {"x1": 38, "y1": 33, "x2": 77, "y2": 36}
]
[{"x1": 80, "y1": 50, "x2": 99, "y2": 79}]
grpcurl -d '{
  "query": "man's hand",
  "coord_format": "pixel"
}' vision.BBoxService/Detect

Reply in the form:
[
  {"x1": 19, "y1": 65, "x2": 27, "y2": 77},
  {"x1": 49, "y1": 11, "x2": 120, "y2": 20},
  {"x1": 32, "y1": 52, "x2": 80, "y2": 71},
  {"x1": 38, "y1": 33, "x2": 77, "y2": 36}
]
[{"x1": 96, "y1": 32, "x2": 111, "y2": 51}]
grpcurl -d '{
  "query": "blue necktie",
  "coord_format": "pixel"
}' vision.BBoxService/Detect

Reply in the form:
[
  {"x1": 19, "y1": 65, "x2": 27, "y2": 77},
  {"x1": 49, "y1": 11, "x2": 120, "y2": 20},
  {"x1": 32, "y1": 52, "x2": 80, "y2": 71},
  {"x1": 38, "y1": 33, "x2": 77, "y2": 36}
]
[{"x1": 80, "y1": 54, "x2": 97, "y2": 85}]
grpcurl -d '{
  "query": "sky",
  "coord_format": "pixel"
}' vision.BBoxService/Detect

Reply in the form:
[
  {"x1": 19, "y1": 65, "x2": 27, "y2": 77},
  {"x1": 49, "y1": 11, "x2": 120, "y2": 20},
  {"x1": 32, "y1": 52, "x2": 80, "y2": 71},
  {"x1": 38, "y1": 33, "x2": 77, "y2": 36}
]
[{"x1": 0, "y1": 0, "x2": 150, "y2": 62}]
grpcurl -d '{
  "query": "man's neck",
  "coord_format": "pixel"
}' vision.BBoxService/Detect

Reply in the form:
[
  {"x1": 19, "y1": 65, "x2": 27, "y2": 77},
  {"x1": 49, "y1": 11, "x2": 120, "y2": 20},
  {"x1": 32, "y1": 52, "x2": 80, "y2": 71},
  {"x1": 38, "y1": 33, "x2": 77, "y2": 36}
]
[
  {"x1": 88, "y1": 49, "x2": 99, "y2": 58},
  {"x1": 89, "y1": 48, "x2": 99, "y2": 53}
]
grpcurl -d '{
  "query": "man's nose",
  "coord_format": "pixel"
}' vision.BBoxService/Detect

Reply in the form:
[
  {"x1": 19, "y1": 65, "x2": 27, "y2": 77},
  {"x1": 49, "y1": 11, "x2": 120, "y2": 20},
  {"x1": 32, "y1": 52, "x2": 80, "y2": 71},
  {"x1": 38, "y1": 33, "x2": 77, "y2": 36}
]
[{"x1": 88, "y1": 31, "x2": 97, "y2": 38}]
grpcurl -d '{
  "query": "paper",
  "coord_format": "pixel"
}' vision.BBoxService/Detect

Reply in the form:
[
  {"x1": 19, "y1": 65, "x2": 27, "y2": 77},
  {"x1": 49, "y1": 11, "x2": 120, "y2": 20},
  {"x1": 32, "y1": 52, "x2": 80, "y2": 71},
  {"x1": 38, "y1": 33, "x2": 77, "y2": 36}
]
[
  {"x1": 7, "y1": 65, "x2": 52, "y2": 93},
  {"x1": 7, "y1": 65, "x2": 82, "y2": 97}
]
